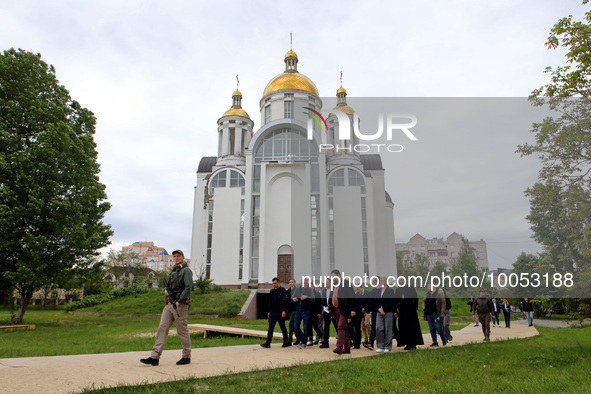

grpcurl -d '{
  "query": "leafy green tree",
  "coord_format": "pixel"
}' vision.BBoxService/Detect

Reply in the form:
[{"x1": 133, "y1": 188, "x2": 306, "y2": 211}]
[
  {"x1": 430, "y1": 260, "x2": 448, "y2": 276},
  {"x1": 396, "y1": 250, "x2": 404, "y2": 275},
  {"x1": 405, "y1": 253, "x2": 430, "y2": 279},
  {"x1": 106, "y1": 248, "x2": 143, "y2": 267},
  {"x1": 517, "y1": 2, "x2": 591, "y2": 302},
  {"x1": 531, "y1": 0, "x2": 591, "y2": 99},
  {"x1": 0, "y1": 49, "x2": 112, "y2": 324},
  {"x1": 449, "y1": 238, "x2": 481, "y2": 296}
]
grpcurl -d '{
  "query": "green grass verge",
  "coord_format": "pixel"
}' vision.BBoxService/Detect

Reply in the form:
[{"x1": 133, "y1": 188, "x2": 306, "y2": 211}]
[
  {"x1": 83, "y1": 325, "x2": 591, "y2": 393},
  {"x1": 76, "y1": 288, "x2": 250, "y2": 316},
  {"x1": 0, "y1": 309, "x2": 271, "y2": 358}
]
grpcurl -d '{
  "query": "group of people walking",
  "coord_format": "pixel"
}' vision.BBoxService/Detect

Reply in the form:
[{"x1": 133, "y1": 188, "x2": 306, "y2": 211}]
[
  {"x1": 469, "y1": 292, "x2": 535, "y2": 341},
  {"x1": 261, "y1": 271, "x2": 459, "y2": 353}
]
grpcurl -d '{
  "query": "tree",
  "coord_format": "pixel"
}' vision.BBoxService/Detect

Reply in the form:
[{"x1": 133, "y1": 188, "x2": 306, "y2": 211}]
[
  {"x1": 402, "y1": 253, "x2": 430, "y2": 279},
  {"x1": 430, "y1": 260, "x2": 448, "y2": 276},
  {"x1": 517, "y1": 2, "x2": 591, "y2": 301},
  {"x1": 0, "y1": 49, "x2": 112, "y2": 324},
  {"x1": 449, "y1": 238, "x2": 481, "y2": 297},
  {"x1": 106, "y1": 249, "x2": 142, "y2": 267},
  {"x1": 530, "y1": 0, "x2": 591, "y2": 99}
]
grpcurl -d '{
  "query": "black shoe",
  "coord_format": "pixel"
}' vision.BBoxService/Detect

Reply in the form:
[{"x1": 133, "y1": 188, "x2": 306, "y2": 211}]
[
  {"x1": 281, "y1": 343, "x2": 289, "y2": 348},
  {"x1": 352, "y1": 345, "x2": 361, "y2": 349},
  {"x1": 294, "y1": 340, "x2": 300, "y2": 346},
  {"x1": 260, "y1": 343, "x2": 271, "y2": 348},
  {"x1": 176, "y1": 357, "x2": 191, "y2": 365},
  {"x1": 319, "y1": 344, "x2": 329, "y2": 348},
  {"x1": 403, "y1": 346, "x2": 416, "y2": 350},
  {"x1": 140, "y1": 357, "x2": 159, "y2": 366}
]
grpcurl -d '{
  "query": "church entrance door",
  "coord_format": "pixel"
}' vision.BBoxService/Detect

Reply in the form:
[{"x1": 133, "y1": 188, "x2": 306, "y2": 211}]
[{"x1": 277, "y1": 254, "x2": 293, "y2": 284}]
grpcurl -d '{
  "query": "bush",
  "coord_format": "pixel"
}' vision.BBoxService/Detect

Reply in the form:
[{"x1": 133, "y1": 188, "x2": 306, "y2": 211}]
[
  {"x1": 66, "y1": 284, "x2": 149, "y2": 311},
  {"x1": 218, "y1": 300, "x2": 243, "y2": 317}
]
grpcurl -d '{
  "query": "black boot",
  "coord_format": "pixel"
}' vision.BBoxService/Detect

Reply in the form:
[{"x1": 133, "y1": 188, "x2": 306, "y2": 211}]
[
  {"x1": 140, "y1": 357, "x2": 159, "y2": 366},
  {"x1": 176, "y1": 357, "x2": 191, "y2": 365}
]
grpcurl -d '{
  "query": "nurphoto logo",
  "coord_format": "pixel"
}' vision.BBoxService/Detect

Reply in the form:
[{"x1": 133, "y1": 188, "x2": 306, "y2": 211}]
[{"x1": 304, "y1": 107, "x2": 418, "y2": 153}]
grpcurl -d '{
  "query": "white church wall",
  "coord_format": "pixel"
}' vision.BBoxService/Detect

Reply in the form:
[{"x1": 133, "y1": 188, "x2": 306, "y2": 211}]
[
  {"x1": 210, "y1": 186, "x2": 243, "y2": 285},
  {"x1": 190, "y1": 175, "x2": 209, "y2": 279},
  {"x1": 260, "y1": 163, "x2": 310, "y2": 283},
  {"x1": 332, "y1": 186, "x2": 364, "y2": 278},
  {"x1": 369, "y1": 169, "x2": 396, "y2": 277}
]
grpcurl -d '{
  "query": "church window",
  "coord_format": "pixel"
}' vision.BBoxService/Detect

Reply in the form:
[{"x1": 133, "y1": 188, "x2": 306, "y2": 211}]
[
  {"x1": 250, "y1": 196, "x2": 260, "y2": 279},
  {"x1": 239, "y1": 199, "x2": 244, "y2": 280},
  {"x1": 209, "y1": 170, "x2": 227, "y2": 195},
  {"x1": 264, "y1": 105, "x2": 271, "y2": 124},
  {"x1": 284, "y1": 101, "x2": 293, "y2": 119},
  {"x1": 284, "y1": 93, "x2": 294, "y2": 119},
  {"x1": 311, "y1": 195, "x2": 321, "y2": 276}
]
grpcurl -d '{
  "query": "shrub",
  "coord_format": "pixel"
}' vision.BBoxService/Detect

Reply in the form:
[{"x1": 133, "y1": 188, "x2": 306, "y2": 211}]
[{"x1": 66, "y1": 284, "x2": 149, "y2": 311}]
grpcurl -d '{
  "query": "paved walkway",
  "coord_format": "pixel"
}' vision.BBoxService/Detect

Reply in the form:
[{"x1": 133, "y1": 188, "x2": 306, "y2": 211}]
[{"x1": 0, "y1": 320, "x2": 540, "y2": 393}]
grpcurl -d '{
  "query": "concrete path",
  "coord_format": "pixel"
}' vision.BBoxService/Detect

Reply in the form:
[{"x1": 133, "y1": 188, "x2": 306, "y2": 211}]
[{"x1": 0, "y1": 321, "x2": 540, "y2": 394}]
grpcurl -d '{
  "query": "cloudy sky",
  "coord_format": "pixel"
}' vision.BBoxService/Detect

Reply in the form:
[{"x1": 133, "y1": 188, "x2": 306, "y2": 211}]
[{"x1": 2, "y1": 1, "x2": 586, "y2": 269}]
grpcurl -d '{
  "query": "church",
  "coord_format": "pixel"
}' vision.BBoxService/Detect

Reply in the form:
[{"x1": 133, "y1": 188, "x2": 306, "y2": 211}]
[{"x1": 190, "y1": 48, "x2": 397, "y2": 288}]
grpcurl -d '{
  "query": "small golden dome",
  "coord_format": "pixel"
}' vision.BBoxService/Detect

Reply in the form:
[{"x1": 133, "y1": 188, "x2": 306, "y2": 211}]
[
  {"x1": 329, "y1": 103, "x2": 355, "y2": 117},
  {"x1": 337, "y1": 86, "x2": 347, "y2": 95},
  {"x1": 232, "y1": 89, "x2": 242, "y2": 97},
  {"x1": 263, "y1": 72, "x2": 319, "y2": 96},
  {"x1": 285, "y1": 50, "x2": 298, "y2": 59},
  {"x1": 223, "y1": 106, "x2": 250, "y2": 118}
]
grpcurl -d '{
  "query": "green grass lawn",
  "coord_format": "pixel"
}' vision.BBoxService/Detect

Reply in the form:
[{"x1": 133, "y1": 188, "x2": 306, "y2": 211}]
[
  {"x1": 77, "y1": 288, "x2": 250, "y2": 316},
  {"x1": 83, "y1": 325, "x2": 591, "y2": 393}
]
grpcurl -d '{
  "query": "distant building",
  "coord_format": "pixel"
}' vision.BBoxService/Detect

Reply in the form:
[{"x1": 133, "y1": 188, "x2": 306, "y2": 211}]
[
  {"x1": 121, "y1": 241, "x2": 190, "y2": 271},
  {"x1": 396, "y1": 232, "x2": 489, "y2": 271}
]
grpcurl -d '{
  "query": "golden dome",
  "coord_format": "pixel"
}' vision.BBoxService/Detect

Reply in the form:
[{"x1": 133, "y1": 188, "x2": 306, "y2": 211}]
[
  {"x1": 329, "y1": 103, "x2": 355, "y2": 116},
  {"x1": 337, "y1": 86, "x2": 347, "y2": 95},
  {"x1": 285, "y1": 50, "x2": 298, "y2": 59},
  {"x1": 263, "y1": 72, "x2": 319, "y2": 96},
  {"x1": 232, "y1": 89, "x2": 242, "y2": 97},
  {"x1": 223, "y1": 106, "x2": 250, "y2": 118}
]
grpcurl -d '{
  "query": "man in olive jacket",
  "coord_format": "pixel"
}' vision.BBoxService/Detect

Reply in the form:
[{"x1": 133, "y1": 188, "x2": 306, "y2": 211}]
[
  {"x1": 141, "y1": 249, "x2": 193, "y2": 366},
  {"x1": 472, "y1": 290, "x2": 494, "y2": 341}
]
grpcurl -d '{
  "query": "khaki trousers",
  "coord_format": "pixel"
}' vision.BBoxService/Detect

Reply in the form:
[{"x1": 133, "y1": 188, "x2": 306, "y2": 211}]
[
  {"x1": 150, "y1": 302, "x2": 191, "y2": 359},
  {"x1": 478, "y1": 313, "x2": 491, "y2": 340},
  {"x1": 362, "y1": 313, "x2": 371, "y2": 338}
]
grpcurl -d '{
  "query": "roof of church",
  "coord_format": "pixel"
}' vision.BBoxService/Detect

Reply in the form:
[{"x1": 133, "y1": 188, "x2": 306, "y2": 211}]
[
  {"x1": 385, "y1": 191, "x2": 393, "y2": 204},
  {"x1": 198, "y1": 156, "x2": 217, "y2": 173},
  {"x1": 360, "y1": 154, "x2": 383, "y2": 171},
  {"x1": 263, "y1": 72, "x2": 318, "y2": 96}
]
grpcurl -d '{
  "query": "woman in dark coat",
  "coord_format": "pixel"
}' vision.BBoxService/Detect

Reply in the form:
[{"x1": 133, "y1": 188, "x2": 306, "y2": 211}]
[{"x1": 394, "y1": 285, "x2": 424, "y2": 350}]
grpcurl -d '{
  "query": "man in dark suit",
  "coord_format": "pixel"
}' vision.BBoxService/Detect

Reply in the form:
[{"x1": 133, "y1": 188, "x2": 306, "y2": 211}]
[
  {"x1": 330, "y1": 269, "x2": 356, "y2": 355},
  {"x1": 491, "y1": 298, "x2": 502, "y2": 327},
  {"x1": 260, "y1": 277, "x2": 289, "y2": 348},
  {"x1": 319, "y1": 277, "x2": 337, "y2": 348},
  {"x1": 349, "y1": 285, "x2": 367, "y2": 349},
  {"x1": 374, "y1": 276, "x2": 395, "y2": 352},
  {"x1": 501, "y1": 299, "x2": 512, "y2": 328}
]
